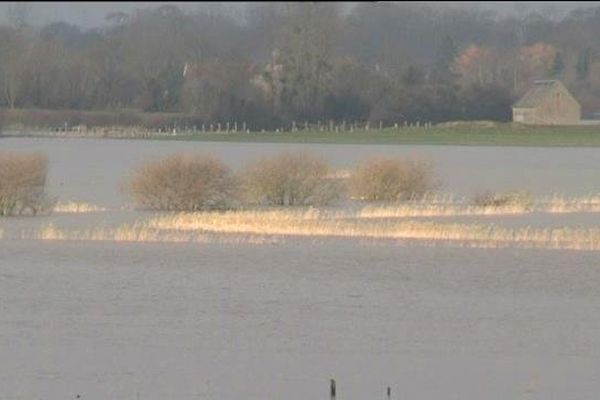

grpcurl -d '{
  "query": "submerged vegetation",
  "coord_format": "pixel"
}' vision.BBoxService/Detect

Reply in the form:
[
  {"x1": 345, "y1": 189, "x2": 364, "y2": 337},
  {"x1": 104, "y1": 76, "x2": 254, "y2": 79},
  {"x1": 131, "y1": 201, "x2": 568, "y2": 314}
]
[
  {"x1": 242, "y1": 151, "x2": 344, "y2": 207},
  {"x1": 3, "y1": 148, "x2": 600, "y2": 252},
  {"x1": 22, "y1": 207, "x2": 600, "y2": 251},
  {"x1": 349, "y1": 156, "x2": 436, "y2": 201},
  {"x1": 124, "y1": 154, "x2": 238, "y2": 211},
  {"x1": 472, "y1": 190, "x2": 534, "y2": 210},
  {"x1": 0, "y1": 152, "x2": 53, "y2": 216}
]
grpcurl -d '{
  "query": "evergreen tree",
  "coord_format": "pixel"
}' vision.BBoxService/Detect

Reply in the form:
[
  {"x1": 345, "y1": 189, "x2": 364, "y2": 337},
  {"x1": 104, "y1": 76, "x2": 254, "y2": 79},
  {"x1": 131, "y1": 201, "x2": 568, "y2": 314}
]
[
  {"x1": 431, "y1": 35, "x2": 459, "y2": 85},
  {"x1": 551, "y1": 51, "x2": 565, "y2": 78},
  {"x1": 576, "y1": 47, "x2": 592, "y2": 80}
]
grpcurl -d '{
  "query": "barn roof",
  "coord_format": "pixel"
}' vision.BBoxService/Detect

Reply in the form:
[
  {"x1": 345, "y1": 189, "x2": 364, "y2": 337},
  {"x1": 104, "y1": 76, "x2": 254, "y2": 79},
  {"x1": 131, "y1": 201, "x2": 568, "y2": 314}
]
[{"x1": 513, "y1": 80, "x2": 571, "y2": 109}]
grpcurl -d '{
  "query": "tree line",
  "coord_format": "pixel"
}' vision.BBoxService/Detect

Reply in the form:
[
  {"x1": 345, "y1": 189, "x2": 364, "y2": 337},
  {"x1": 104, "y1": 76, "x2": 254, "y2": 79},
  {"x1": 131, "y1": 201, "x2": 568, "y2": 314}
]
[{"x1": 1, "y1": 3, "x2": 600, "y2": 129}]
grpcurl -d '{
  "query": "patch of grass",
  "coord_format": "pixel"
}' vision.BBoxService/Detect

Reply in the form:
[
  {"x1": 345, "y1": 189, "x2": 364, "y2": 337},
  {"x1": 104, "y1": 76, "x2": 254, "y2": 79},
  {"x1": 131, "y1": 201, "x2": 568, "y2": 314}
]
[
  {"x1": 472, "y1": 190, "x2": 534, "y2": 210},
  {"x1": 158, "y1": 124, "x2": 600, "y2": 147}
]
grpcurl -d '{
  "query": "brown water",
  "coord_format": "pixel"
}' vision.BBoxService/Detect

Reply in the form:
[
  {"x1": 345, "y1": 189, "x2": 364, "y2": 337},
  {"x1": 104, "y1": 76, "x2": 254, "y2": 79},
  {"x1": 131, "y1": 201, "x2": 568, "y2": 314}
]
[{"x1": 2, "y1": 137, "x2": 600, "y2": 206}]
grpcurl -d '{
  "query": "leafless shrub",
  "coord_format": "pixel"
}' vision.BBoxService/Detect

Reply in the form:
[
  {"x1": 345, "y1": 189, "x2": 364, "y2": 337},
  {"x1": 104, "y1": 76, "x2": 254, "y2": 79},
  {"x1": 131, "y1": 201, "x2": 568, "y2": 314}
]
[
  {"x1": 242, "y1": 151, "x2": 344, "y2": 206},
  {"x1": 349, "y1": 156, "x2": 436, "y2": 201},
  {"x1": 125, "y1": 154, "x2": 238, "y2": 211},
  {"x1": 472, "y1": 190, "x2": 533, "y2": 209},
  {"x1": 0, "y1": 152, "x2": 53, "y2": 216}
]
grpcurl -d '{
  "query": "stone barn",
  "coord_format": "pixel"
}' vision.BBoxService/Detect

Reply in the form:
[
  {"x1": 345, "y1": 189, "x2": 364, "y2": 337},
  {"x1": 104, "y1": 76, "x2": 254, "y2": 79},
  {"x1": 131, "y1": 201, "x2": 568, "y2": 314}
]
[{"x1": 512, "y1": 80, "x2": 581, "y2": 125}]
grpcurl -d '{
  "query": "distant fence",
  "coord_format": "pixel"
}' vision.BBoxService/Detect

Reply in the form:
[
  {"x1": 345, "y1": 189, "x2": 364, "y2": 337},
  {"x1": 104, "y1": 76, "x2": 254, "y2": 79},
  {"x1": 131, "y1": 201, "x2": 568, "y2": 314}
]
[{"x1": 1, "y1": 119, "x2": 437, "y2": 139}]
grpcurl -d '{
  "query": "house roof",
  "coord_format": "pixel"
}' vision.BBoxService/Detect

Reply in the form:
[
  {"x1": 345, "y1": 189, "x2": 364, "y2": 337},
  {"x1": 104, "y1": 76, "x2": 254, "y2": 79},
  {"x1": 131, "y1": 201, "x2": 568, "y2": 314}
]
[{"x1": 513, "y1": 80, "x2": 574, "y2": 109}]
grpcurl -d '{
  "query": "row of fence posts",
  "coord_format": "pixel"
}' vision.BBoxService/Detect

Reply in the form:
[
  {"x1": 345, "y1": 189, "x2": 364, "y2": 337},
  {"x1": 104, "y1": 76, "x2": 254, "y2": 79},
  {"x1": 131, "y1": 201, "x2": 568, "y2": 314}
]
[
  {"x1": 56, "y1": 119, "x2": 434, "y2": 136},
  {"x1": 330, "y1": 378, "x2": 392, "y2": 400},
  {"x1": 160, "y1": 120, "x2": 433, "y2": 135}
]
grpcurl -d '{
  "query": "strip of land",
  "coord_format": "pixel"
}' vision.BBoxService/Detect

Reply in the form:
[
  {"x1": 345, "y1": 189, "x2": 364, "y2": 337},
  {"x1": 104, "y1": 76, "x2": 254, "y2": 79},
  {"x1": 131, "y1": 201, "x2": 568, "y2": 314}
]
[{"x1": 5, "y1": 124, "x2": 600, "y2": 147}]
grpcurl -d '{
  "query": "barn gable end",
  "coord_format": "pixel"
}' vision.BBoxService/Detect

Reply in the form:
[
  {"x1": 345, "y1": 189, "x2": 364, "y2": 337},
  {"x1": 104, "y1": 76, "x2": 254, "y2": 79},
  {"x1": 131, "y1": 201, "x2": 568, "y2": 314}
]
[{"x1": 512, "y1": 80, "x2": 580, "y2": 125}]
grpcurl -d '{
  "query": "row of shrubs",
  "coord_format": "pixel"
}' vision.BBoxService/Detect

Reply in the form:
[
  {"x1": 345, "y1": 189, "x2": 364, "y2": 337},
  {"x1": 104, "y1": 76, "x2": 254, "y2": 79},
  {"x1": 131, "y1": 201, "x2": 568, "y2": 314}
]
[
  {"x1": 1, "y1": 150, "x2": 536, "y2": 215},
  {"x1": 125, "y1": 152, "x2": 438, "y2": 211},
  {"x1": 0, "y1": 151, "x2": 438, "y2": 215}
]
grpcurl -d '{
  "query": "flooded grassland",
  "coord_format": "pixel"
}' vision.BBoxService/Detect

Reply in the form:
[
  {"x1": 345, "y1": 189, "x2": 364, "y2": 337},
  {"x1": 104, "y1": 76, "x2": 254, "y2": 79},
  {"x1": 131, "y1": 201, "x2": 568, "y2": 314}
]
[{"x1": 1, "y1": 137, "x2": 600, "y2": 399}]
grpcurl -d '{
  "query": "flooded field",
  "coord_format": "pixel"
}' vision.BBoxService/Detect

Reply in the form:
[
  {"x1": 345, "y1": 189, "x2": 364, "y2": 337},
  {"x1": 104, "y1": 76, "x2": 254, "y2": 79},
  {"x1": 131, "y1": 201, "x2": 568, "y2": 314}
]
[
  {"x1": 2, "y1": 137, "x2": 600, "y2": 399},
  {"x1": 2, "y1": 137, "x2": 600, "y2": 206},
  {"x1": 2, "y1": 240, "x2": 600, "y2": 400}
]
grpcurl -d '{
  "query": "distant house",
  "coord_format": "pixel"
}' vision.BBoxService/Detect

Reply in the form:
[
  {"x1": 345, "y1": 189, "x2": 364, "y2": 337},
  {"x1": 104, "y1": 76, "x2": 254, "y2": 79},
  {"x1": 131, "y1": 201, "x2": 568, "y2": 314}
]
[{"x1": 512, "y1": 80, "x2": 581, "y2": 125}]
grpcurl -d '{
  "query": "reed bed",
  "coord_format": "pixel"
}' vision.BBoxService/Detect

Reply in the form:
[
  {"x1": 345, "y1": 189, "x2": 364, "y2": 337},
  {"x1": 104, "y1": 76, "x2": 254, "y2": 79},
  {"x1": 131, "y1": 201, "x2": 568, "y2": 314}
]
[
  {"x1": 144, "y1": 211, "x2": 600, "y2": 250},
  {"x1": 29, "y1": 223, "x2": 282, "y2": 245},
  {"x1": 53, "y1": 201, "x2": 108, "y2": 213},
  {"x1": 19, "y1": 208, "x2": 599, "y2": 251}
]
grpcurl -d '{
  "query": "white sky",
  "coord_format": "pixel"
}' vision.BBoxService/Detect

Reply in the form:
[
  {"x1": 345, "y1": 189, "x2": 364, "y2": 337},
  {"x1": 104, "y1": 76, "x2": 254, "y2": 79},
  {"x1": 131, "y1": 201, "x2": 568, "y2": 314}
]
[{"x1": 3, "y1": 2, "x2": 600, "y2": 28}]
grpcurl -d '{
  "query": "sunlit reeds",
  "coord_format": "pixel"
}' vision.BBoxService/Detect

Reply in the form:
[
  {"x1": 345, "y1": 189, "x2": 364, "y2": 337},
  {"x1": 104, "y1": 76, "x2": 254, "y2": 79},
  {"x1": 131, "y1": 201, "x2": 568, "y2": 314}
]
[
  {"x1": 30, "y1": 222, "x2": 283, "y2": 245},
  {"x1": 18, "y1": 207, "x2": 600, "y2": 251},
  {"x1": 53, "y1": 201, "x2": 108, "y2": 213},
  {"x1": 143, "y1": 210, "x2": 600, "y2": 250}
]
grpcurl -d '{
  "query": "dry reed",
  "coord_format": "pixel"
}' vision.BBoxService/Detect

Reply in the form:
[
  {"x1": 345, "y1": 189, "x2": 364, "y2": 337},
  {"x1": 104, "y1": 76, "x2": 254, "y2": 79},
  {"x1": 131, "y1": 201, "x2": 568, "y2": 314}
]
[
  {"x1": 19, "y1": 208, "x2": 600, "y2": 251},
  {"x1": 53, "y1": 201, "x2": 108, "y2": 213}
]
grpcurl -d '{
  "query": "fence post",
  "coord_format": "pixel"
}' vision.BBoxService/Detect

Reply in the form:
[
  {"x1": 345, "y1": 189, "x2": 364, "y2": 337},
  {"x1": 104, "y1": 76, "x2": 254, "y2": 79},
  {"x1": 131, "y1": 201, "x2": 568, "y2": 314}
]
[{"x1": 330, "y1": 379, "x2": 336, "y2": 400}]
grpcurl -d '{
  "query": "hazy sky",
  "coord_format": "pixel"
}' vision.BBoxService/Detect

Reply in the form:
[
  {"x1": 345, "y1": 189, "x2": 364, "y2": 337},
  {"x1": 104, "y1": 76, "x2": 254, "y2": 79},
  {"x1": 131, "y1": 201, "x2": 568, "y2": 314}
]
[{"x1": 3, "y1": 2, "x2": 600, "y2": 28}]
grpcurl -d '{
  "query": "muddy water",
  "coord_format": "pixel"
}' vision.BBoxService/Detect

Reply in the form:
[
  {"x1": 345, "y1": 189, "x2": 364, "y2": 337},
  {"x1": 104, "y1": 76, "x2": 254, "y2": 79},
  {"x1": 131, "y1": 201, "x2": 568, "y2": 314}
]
[
  {"x1": 1, "y1": 240, "x2": 600, "y2": 400},
  {"x1": 2, "y1": 137, "x2": 600, "y2": 206}
]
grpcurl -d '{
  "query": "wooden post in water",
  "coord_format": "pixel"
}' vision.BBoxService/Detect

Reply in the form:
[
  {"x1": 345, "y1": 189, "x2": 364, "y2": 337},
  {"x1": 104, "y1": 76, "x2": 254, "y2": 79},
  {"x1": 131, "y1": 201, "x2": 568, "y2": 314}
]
[
  {"x1": 387, "y1": 386, "x2": 391, "y2": 400},
  {"x1": 330, "y1": 379, "x2": 336, "y2": 400}
]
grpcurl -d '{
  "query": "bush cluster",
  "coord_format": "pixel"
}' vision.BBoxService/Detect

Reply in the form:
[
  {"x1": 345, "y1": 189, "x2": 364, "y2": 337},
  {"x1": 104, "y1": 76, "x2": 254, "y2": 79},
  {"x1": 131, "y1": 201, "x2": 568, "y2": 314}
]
[
  {"x1": 124, "y1": 154, "x2": 238, "y2": 211},
  {"x1": 0, "y1": 152, "x2": 53, "y2": 216},
  {"x1": 124, "y1": 151, "x2": 435, "y2": 211},
  {"x1": 349, "y1": 156, "x2": 436, "y2": 201},
  {"x1": 0, "y1": 150, "x2": 440, "y2": 215},
  {"x1": 241, "y1": 151, "x2": 343, "y2": 206}
]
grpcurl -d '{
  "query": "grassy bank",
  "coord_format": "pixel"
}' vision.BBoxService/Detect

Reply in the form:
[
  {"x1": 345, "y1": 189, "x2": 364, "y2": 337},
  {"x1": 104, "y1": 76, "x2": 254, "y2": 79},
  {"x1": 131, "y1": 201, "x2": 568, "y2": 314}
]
[
  {"x1": 162, "y1": 125, "x2": 600, "y2": 147},
  {"x1": 2, "y1": 108, "x2": 600, "y2": 146}
]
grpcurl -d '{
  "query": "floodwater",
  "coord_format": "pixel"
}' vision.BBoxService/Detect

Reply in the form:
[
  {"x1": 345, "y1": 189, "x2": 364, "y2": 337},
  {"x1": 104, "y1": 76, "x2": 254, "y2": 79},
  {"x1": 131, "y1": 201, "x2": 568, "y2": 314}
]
[
  {"x1": 2, "y1": 240, "x2": 600, "y2": 400},
  {"x1": 2, "y1": 137, "x2": 600, "y2": 206},
  {"x1": 2, "y1": 137, "x2": 600, "y2": 399}
]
